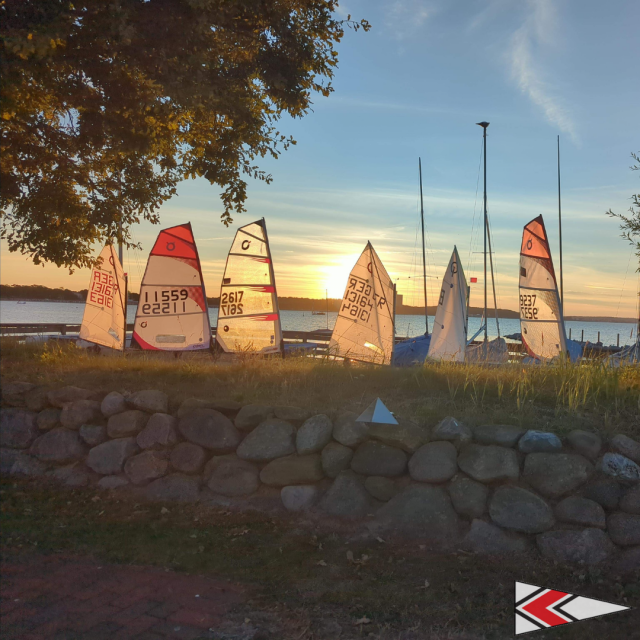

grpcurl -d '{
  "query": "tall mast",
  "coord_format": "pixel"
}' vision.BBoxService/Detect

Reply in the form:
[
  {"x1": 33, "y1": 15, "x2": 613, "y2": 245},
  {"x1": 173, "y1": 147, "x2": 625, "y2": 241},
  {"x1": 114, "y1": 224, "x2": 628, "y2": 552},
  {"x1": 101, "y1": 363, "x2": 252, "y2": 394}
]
[
  {"x1": 477, "y1": 122, "x2": 489, "y2": 342},
  {"x1": 557, "y1": 135, "x2": 564, "y2": 309},
  {"x1": 419, "y1": 158, "x2": 429, "y2": 334}
]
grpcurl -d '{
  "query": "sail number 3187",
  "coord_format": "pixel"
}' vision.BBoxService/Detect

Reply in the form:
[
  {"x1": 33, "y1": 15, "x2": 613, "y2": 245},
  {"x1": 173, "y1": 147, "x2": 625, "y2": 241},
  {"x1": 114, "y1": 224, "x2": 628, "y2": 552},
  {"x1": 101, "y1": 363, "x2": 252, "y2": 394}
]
[{"x1": 520, "y1": 293, "x2": 539, "y2": 320}]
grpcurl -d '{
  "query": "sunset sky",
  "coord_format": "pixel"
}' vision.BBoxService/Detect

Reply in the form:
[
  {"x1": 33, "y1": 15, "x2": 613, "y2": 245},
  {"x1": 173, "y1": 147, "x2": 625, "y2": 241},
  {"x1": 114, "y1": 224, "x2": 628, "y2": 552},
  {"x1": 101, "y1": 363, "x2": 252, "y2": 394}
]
[{"x1": 2, "y1": 0, "x2": 639, "y2": 318}]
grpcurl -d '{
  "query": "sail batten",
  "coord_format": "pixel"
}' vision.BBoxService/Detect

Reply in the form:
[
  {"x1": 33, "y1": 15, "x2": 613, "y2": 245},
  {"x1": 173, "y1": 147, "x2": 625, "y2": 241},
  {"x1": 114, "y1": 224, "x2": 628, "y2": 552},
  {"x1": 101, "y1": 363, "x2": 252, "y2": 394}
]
[
  {"x1": 216, "y1": 219, "x2": 283, "y2": 354},
  {"x1": 329, "y1": 242, "x2": 395, "y2": 365},
  {"x1": 79, "y1": 244, "x2": 126, "y2": 350},
  {"x1": 427, "y1": 246, "x2": 468, "y2": 362},
  {"x1": 132, "y1": 223, "x2": 211, "y2": 351},
  {"x1": 519, "y1": 215, "x2": 567, "y2": 361}
]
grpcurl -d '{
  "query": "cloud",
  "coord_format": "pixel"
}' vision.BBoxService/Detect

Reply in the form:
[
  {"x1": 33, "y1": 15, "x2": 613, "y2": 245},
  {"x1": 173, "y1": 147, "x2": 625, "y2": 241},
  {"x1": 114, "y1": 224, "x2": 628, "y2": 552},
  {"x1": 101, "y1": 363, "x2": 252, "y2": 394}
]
[
  {"x1": 385, "y1": 0, "x2": 434, "y2": 42},
  {"x1": 509, "y1": 0, "x2": 578, "y2": 143}
]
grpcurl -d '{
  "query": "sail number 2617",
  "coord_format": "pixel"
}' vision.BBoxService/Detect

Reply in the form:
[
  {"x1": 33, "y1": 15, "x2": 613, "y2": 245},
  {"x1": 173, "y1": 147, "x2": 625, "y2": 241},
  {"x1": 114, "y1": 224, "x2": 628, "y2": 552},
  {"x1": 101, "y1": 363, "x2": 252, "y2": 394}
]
[
  {"x1": 220, "y1": 290, "x2": 244, "y2": 316},
  {"x1": 520, "y1": 293, "x2": 538, "y2": 320},
  {"x1": 141, "y1": 289, "x2": 188, "y2": 315}
]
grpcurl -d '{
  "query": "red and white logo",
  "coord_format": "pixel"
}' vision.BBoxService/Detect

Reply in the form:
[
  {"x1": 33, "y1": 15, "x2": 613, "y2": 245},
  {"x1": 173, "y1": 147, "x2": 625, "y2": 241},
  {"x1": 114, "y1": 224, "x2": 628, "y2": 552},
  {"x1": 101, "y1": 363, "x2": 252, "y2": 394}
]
[{"x1": 515, "y1": 582, "x2": 631, "y2": 635}]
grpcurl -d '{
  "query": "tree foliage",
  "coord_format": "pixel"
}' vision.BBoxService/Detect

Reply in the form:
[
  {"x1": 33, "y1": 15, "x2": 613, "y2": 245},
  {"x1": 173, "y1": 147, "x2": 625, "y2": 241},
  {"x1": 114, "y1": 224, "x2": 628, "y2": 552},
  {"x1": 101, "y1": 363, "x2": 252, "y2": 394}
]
[
  {"x1": 607, "y1": 152, "x2": 640, "y2": 271},
  {"x1": 0, "y1": 0, "x2": 369, "y2": 270}
]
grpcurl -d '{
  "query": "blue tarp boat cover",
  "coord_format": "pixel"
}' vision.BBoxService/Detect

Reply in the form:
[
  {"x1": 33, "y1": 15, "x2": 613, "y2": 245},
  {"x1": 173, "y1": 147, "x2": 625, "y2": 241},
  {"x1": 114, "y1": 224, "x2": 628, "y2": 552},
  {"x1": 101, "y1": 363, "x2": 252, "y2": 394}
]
[{"x1": 392, "y1": 334, "x2": 431, "y2": 367}]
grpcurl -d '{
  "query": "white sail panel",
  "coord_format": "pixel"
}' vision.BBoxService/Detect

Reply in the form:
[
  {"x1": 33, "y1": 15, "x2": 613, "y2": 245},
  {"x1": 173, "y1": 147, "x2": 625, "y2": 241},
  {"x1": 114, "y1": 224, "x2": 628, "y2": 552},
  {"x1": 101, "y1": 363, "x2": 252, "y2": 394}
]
[
  {"x1": 428, "y1": 246, "x2": 468, "y2": 362},
  {"x1": 329, "y1": 242, "x2": 395, "y2": 364},
  {"x1": 133, "y1": 223, "x2": 211, "y2": 351},
  {"x1": 79, "y1": 244, "x2": 126, "y2": 350},
  {"x1": 519, "y1": 215, "x2": 567, "y2": 361},
  {"x1": 216, "y1": 219, "x2": 283, "y2": 354}
]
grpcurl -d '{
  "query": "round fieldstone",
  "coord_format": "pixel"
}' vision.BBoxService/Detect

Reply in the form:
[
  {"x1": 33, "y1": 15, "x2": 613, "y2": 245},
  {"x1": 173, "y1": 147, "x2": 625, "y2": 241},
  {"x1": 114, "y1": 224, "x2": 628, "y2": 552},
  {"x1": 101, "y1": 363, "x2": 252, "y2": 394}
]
[
  {"x1": 620, "y1": 485, "x2": 640, "y2": 514},
  {"x1": 206, "y1": 458, "x2": 259, "y2": 496},
  {"x1": 567, "y1": 430, "x2": 602, "y2": 460},
  {"x1": 25, "y1": 387, "x2": 51, "y2": 412},
  {"x1": 49, "y1": 463, "x2": 91, "y2": 487},
  {"x1": 489, "y1": 486, "x2": 554, "y2": 533},
  {"x1": 1, "y1": 382, "x2": 35, "y2": 406},
  {"x1": 30, "y1": 428, "x2": 86, "y2": 463},
  {"x1": 318, "y1": 471, "x2": 375, "y2": 519},
  {"x1": 518, "y1": 430, "x2": 562, "y2": 453},
  {"x1": 281, "y1": 485, "x2": 319, "y2": 511},
  {"x1": 364, "y1": 476, "x2": 398, "y2": 502},
  {"x1": 101, "y1": 391, "x2": 127, "y2": 417},
  {"x1": 60, "y1": 400, "x2": 102, "y2": 430},
  {"x1": 36, "y1": 408, "x2": 61, "y2": 431},
  {"x1": 177, "y1": 398, "x2": 241, "y2": 419},
  {"x1": 145, "y1": 473, "x2": 200, "y2": 502},
  {"x1": 79, "y1": 424, "x2": 107, "y2": 447},
  {"x1": 137, "y1": 413, "x2": 178, "y2": 449},
  {"x1": 124, "y1": 450, "x2": 169, "y2": 485},
  {"x1": 296, "y1": 415, "x2": 333, "y2": 455},
  {"x1": 10, "y1": 452, "x2": 46, "y2": 476},
  {"x1": 273, "y1": 405, "x2": 311, "y2": 427},
  {"x1": 236, "y1": 419, "x2": 295, "y2": 461},
  {"x1": 47, "y1": 386, "x2": 94, "y2": 408},
  {"x1": 598, "y1": 453, "x2": 640, "y2": 483},
  {"x1": 0, "y1": 448, "x2": 20, "y2": 475},
  {"x1": 0, "y1": 408, "x2": 39, "y2": 449},
  {"x1": 107, "y1": 410, "x2": 149, "y2": 438},
  {"x1": 170, "y1": 442, "x2": 207, "y2": 474},
  {"x1": 432, "y1": 417, "x2": 472, "y2": 444},
  {"x1": 321, "y1": 442, "x2": 353, "y2": 478},
  {"x1": 448, "y1": 476, "x2": 489, "y2": 519},
  {"x1": 607, "y1": 513, "x2": 640, "y2": 546},
  {"x1": 332, "y1": 411, "x2": 369, "y2": 448},
  {"x1": 457, "y1": 444, "x2": 520, "y2": 483},
  {"x1": 555, "y1": 496, "x2": 606, "y2": 528},
  {"x1": 351, "y1": 441, "x2": 407, "y2": 477},
  {"x1": 408, "y1": 441, "x2": 457, "y2": 483},
  {"x1": 583, "y1": 479, "x2": 624, "y2": 510},
  {"x1": 523, "y1": 453, "x2": 593, "y2": 498},
  {"x1": 98, "y1": 475, "x2": 130, "y2": 489},
  {"x1": 610, "y1": 434, "x2": 640, "y2": 465},
  {"x1": 368, "y1": 422, "x2": 425, "y2": 453},
  {"x1": 260, "y1": 454, "x2": 324, "y2": 487},
  {"x1": 179, "y1": 409, "x2": 241, "y2": 452},
  {"x1": 130, "y1": 389, "x2": 169, "y2": 414},
  {"x1": 537, "y1": 529, "x2": 615, "y2": 565},
  {"x1": 373, "y1": 484, "x2": 461, "y2": 540},
  {"x1": 463, "y1": 519, "x2": 528, "y2": 555},
  {"x1": 234, "y1": 405, "x2": 273, "y2": 432},
  {"x1": 87, "y1": 437, "x2": 139, "y2": 475},
  {"x1": 472, "y1": 425, "x2": 525, "y2": 448}
]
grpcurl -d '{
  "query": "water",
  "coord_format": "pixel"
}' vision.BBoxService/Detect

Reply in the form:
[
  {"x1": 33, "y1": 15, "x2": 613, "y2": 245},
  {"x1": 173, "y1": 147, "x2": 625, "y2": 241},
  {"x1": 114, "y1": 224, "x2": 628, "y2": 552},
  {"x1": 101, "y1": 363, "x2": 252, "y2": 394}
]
[{"x1": 1, "y1": 300, "x2": 636, "y2": 347}]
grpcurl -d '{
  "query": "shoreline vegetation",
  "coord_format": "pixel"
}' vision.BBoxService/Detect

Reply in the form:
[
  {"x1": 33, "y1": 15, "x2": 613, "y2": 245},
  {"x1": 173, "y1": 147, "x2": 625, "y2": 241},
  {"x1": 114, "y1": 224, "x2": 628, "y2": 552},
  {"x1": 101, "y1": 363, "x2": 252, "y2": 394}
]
[{"x1": 0, "y1": 284, "x2": 636, "y2": 323}]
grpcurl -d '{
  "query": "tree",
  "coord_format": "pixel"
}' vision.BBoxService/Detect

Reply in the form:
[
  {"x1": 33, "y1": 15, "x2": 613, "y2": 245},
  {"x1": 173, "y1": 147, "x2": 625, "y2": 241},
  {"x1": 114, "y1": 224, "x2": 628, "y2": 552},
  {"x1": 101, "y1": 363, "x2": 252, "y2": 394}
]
[
  {"x1": 0, "y1": 0, "x2": 369, "y2": 270},
  {"x1": 607, "y1": 152, "x2": 640, "y2": 270}
]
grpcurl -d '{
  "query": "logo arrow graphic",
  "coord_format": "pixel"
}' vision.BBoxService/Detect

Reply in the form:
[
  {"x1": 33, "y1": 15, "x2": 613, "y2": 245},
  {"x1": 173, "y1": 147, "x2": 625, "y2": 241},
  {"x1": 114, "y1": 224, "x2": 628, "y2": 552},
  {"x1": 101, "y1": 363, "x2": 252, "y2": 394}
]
[{"x1": 515, "y1": 582, "x2": 631, "y2": 635}]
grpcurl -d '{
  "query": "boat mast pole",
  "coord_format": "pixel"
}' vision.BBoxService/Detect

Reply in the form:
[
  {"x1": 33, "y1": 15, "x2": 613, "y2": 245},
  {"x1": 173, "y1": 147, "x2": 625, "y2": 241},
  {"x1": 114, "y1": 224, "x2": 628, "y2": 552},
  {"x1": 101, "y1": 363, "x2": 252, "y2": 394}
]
[
  {"x1": 118, "y1": 173, "x2": 128, "y2": 351},
  {"x1": 557, "y1": 135, "x2": 564, "y2": 309},
  {"x1": 419, "y1": 158, "x2": 429, "y2": 335},
  {"x1": 477, "y1": 122, "x2": 489, "y2": 342}
]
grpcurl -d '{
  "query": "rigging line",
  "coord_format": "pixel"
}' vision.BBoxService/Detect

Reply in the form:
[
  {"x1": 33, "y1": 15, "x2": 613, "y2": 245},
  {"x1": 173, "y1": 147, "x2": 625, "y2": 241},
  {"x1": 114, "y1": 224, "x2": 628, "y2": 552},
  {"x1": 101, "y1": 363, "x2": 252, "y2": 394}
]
[
  {"x1": 467, "y1": 136, "x2": 484, "y2": 273},
  {"x1": 615, "y1": 246, "x2": 634, "y2": 318},
  {"x1": 485, "y1": 208, "x2": 504, "y2": 313}
]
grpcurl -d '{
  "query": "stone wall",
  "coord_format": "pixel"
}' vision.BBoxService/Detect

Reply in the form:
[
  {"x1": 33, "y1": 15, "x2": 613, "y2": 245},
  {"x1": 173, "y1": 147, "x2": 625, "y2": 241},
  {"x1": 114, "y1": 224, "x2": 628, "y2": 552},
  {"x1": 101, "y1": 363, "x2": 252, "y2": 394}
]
[{"x1": 1, "y1": 381, "x2": 639, "y2": 577}]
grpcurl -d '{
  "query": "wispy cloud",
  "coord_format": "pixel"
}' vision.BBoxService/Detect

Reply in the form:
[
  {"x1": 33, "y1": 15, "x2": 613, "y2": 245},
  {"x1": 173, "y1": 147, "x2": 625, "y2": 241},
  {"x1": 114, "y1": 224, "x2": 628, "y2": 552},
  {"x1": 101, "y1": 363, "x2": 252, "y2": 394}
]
[
  {"x1": 509, "y1": 0, "x2": 578, "y2": 143},
  {"x1": 385, "y1": 0, "x2": 434, "y2": 42}
]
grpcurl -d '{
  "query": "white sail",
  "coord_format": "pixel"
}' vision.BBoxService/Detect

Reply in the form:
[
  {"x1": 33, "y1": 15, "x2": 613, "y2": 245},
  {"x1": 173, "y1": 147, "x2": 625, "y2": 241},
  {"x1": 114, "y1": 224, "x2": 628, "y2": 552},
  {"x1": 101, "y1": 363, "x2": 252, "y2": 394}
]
[
  {"x1": 329, "y1": 242, "x2": 395, "y2": 364},
  {"x1": 133, "y1": 223, "x2": 211, "y2": 351},
  {"x1": 428, "y1": 246, "x2": 468, "y2": 362},
  {"x1": 519, "y1": 215, "x2": 567, "y2": 361},
  {"x1": 215, "y1": 219, "x2": 283, "y2": 354},
  {"x1": 79, "y1": 244, "x2": 126, "y2": 350}
]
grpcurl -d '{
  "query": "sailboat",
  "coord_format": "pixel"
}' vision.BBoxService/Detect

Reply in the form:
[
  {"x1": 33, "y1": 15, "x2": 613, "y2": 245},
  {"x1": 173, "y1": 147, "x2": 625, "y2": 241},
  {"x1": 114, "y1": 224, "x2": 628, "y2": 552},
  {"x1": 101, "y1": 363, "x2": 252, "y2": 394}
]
[
  {"x1": 78, "y1": 243, "x2": 127, "y2": 350},
  {"x1": 329, "y1": 242, "x2": 396, "y2": 364},
  {"x1": 427, "y1": 247, "x2": 468, "y2": 362},
  {"x1": 132, "y1": 223, "x2": 211, "y2": 351},
  {"x1": 215, "y1": 219, "x2": 283, "y2": 355},
  {"x1": 519, "y1": 215, "x2": 568, "y2": 361}
]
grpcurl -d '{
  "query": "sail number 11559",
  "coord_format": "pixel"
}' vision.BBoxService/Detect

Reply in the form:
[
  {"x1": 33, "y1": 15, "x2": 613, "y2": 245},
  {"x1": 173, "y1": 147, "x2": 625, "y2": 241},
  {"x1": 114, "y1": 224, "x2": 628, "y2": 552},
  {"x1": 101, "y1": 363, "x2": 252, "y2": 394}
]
[{"x1": 141, "y1": 289, "x2": 188, "y2": 315}]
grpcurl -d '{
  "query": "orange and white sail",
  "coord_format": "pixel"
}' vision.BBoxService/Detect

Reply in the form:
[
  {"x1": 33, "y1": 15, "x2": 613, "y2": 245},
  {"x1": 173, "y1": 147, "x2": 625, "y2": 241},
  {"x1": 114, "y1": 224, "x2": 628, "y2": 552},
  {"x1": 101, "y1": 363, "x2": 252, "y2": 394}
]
[
  {"x1": 428, "y1": 246, "x2": 468, "y2": 362},
  {"x1": 133, "y1": 223, "x2": 211, "y2": 351},
  {"x1": 215, "y1": 219, "x2": 283, "y2": 354},
  {"x1": 329, "y1": 242, "x2": 395, "y2": 364},
  {"x1": 519, "y1": 215, "x2": 567, "y2": 361},
  {"x1": 79, "y1": 244, "x2": 126, "y2": 350}
]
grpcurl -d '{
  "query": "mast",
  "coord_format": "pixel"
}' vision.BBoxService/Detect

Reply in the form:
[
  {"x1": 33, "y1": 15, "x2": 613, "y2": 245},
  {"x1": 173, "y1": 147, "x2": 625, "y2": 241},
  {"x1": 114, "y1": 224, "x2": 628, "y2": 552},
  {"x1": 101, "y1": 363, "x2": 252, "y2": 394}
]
[
  {"x1": 118, "y1": 173, "x2": 127, "y2": 351},
  {"x1": 419, "y1": 158, "x2": 429, "y2": 335},
  {"x1": 557, "y1": 135, "x2": 564, "y2": 309},
  {"x1": 477, "y1": 122, "x2": 489, "y2": 342}
]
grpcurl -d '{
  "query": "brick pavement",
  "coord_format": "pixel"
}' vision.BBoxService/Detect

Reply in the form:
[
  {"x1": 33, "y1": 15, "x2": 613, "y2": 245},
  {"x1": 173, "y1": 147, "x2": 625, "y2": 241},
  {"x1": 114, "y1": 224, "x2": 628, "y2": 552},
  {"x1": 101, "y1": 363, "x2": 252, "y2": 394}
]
[{"x1": 1, "y1": 553, "x2": 245, "y2": 639}]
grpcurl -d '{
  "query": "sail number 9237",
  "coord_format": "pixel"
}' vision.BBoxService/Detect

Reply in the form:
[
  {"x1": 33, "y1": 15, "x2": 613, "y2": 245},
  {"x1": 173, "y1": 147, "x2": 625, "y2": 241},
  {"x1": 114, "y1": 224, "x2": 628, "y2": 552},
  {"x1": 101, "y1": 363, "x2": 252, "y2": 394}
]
[
  {"x1": 220, "y1": 290, "x2": 244, "y2": 316},
  {"x1": 520, "y1": 293, "x2": 539, "y2": 320},
  {"x1": 141, "y1": 289, "x2": 188, "y2": 315}
]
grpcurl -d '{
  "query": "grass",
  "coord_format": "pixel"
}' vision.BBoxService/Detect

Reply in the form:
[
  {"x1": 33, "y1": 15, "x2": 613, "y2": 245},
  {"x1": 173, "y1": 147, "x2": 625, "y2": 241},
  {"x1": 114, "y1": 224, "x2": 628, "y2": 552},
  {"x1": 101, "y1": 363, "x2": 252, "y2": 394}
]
[
  {"x1": 2, "y1": 338, "x2": 639, "y2": 439},
  {"x1": 1, "y1": 477, "x2": 639, "y2": 639}
]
